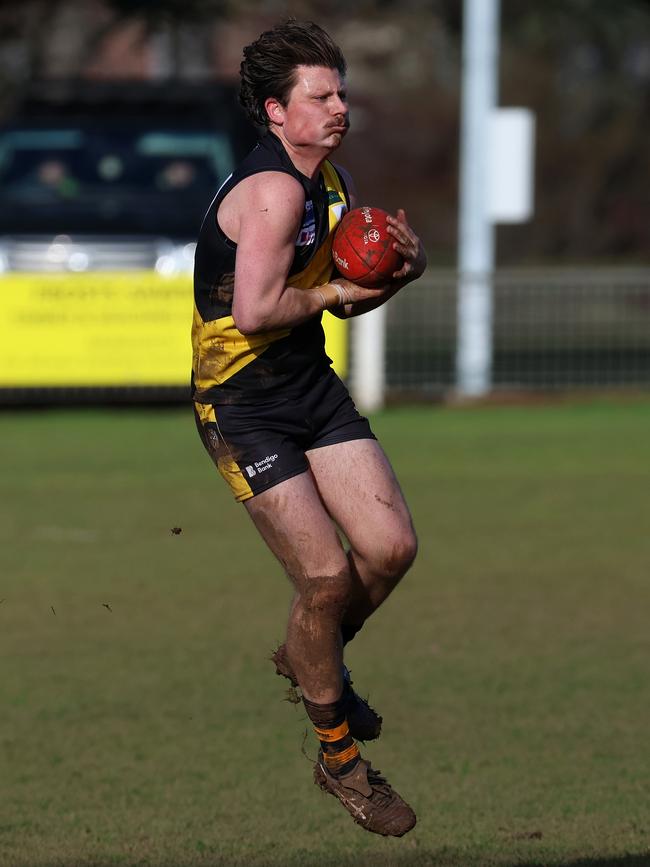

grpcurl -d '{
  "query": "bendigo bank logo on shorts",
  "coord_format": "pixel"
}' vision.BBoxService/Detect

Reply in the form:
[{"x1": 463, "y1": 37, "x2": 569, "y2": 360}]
[{"x1": 245, "y1": 453, "x2": 279, "y2": 478}]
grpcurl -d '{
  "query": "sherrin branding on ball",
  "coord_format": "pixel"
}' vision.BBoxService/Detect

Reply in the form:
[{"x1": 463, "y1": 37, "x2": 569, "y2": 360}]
[{"x1": 331, "y1": 206, "x2": 404, "y2": 288}]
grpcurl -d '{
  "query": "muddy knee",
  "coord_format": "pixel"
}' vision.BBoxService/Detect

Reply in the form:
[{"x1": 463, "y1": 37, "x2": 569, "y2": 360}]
[{"x1": 298, "y1": 569, "x2": 353, "y2": 619}]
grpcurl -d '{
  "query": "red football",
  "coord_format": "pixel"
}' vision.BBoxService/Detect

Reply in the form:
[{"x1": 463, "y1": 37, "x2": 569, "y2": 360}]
[{"x1": 331, "y1": 206, "x2": 403, "y2": 288}]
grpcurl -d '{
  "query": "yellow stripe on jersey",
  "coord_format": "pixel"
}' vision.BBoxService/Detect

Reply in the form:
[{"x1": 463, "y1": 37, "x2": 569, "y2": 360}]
[
  {"x1": 192, "y1": 309, "x2": 290, "y2": 393},
  {"x1": 287, "y1": 161, "x2": 347, "y2": 291},
  {"x1": 191, "y1": 161, "x2": 348, "y2": 394}
]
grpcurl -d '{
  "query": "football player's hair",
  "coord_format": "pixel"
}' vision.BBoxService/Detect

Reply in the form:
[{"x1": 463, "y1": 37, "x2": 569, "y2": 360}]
[{"x1": 239, "y1": 19, "x2": 347, "y2": 128}]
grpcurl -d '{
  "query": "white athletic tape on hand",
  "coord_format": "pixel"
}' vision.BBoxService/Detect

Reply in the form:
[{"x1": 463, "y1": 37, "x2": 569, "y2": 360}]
[
  {"x1": 331, "y1": 281, "x2": 352, "y2": 306},
  {"x1": 314, "y1": 281, "x2": 352, "y2": 311}
]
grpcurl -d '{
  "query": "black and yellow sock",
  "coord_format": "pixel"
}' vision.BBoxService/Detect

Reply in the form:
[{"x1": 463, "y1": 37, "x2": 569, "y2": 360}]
[{"x1": 303, "y1": 693, "x2": 360, "y2": 777}]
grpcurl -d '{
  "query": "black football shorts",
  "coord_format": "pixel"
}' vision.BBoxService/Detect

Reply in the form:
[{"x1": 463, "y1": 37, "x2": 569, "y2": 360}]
[{"x1": 194, "y1": 369, "x2": 376, "y2": 502}]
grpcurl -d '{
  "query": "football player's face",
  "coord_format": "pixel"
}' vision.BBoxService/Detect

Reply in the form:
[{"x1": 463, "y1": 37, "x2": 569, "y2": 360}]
[{"x1": 270, "y1": 65, "x2": 349, "y2": 151}]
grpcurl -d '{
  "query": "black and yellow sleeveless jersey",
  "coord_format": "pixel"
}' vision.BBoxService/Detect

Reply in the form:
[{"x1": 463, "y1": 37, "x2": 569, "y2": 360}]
[{"x1": 191, "y1": 132, "x2": 349, "y2": 404}]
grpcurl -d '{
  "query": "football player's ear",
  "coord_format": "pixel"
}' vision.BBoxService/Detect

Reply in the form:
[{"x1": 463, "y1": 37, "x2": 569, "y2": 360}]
[{"x1": 265, "y1": 98, "x2": 285, "y2": 126}]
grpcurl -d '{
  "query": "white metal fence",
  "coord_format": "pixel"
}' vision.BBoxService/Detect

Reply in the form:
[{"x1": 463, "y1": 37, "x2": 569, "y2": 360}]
[{"x1": 351, "y1": 268, "x2": 650, "y2": 402}]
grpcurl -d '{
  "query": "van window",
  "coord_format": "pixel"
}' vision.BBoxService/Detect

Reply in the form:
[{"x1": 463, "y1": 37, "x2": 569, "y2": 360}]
[{"x1": 0, "y1": 125, "x2": 235, "y2": 236}]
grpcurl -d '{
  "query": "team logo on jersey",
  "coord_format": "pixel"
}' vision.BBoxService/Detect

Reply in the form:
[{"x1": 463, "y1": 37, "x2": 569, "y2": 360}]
[
  {"x1": 296, "y1": 201, "x2": 316, "y2": 247},
  {"x1": 328, "y1": 190, "x2": 347, "y2": 224}
]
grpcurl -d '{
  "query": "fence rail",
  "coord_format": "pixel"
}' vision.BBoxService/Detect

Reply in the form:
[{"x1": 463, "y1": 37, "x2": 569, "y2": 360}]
[{"x1": 374, "y1": 268, "x2": 650, "y2": 398}]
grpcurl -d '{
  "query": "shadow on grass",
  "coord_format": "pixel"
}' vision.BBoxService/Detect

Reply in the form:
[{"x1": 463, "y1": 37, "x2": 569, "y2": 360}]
[
  {"x1": 239, "y1": 853, "x2": 650, "y2": 867},
  {"x1": 526, "y1": 859, "x2": 650, "y2": 867},
  {"x1": 248, "y1": 854, "x2": 650, "y2": 867},
  {"x1": 23, "y1": 853, "x2": 650, "y2": 867},
  {"x1": 512, "y1": 858, "x2": 650, "y2": 867}
]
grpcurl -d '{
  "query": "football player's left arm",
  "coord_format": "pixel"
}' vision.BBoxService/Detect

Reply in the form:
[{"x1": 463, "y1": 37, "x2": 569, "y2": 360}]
[{"x1": 329, "y1": 208, "x2": 427, "y2": 319}]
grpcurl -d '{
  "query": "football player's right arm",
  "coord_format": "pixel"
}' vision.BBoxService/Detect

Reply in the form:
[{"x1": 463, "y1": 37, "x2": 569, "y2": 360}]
[{"x1": 231, "y1": 172, "x2": 383, "y2": 335}]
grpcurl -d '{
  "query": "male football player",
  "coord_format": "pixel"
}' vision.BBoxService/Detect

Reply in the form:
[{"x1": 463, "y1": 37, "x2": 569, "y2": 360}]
[{"x1": 192, "y1": 19, "x2": 426, "y2": 836}]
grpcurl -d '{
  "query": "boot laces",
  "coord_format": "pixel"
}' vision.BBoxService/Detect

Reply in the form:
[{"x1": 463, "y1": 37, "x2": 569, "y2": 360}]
[{"x1": 366, "y1": 765, "x2": 395, "y2": 801}]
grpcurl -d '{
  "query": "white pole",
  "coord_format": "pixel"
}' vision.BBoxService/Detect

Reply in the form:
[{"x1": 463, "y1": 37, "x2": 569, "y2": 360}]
[
  {"x1": 456, "y1": 0, "x2": 501, "y2": 397},
  {"x1": 351, "y1": 305, "x2": 386, "y2": 413}
]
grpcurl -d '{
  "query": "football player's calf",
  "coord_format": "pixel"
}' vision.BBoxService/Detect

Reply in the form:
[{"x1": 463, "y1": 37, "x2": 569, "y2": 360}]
[{"x1": 271, "y1": 643, "x2": 382, "y2": 741}]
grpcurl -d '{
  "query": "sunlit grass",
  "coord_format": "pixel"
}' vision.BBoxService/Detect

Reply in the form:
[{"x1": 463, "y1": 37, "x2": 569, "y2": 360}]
[{"x1": 1, "y1": 400, "x2": 649, "y2": 866}]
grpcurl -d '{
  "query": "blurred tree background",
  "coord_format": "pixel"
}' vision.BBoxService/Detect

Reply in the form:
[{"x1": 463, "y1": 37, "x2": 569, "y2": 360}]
[{"x1": 0, "y1": 0, "x2": 648, "y2": 264}]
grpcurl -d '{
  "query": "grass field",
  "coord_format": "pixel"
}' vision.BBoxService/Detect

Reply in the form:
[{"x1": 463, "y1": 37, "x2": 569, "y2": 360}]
[{"x1": 1, "y1": 400, "x2": 649, "y2": 867}]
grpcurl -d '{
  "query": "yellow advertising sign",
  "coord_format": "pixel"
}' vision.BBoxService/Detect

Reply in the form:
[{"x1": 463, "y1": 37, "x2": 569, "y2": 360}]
[{"x1": 0, "y1": 272, "x2": 347, "y2": 388}]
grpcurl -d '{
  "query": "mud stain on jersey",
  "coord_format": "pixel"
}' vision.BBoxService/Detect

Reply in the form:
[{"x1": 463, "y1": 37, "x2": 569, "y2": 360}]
[{"x1": 209, "y1": 271, "x2": 235, "y2": 306}]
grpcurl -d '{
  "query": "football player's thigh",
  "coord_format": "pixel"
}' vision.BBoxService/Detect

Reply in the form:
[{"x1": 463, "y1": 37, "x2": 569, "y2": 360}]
[
  {"x1": 305, "y1": 439, "x2": 415, "y2": 556},
  {"x1": 244, "y1": 470, "x2": 347, "y2": 583}
]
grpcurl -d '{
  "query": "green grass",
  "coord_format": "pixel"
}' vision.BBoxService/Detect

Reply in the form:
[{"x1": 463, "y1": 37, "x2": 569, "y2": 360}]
[{"x1": 1, "y1": 400, "x2": 649, "y2": 867}]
